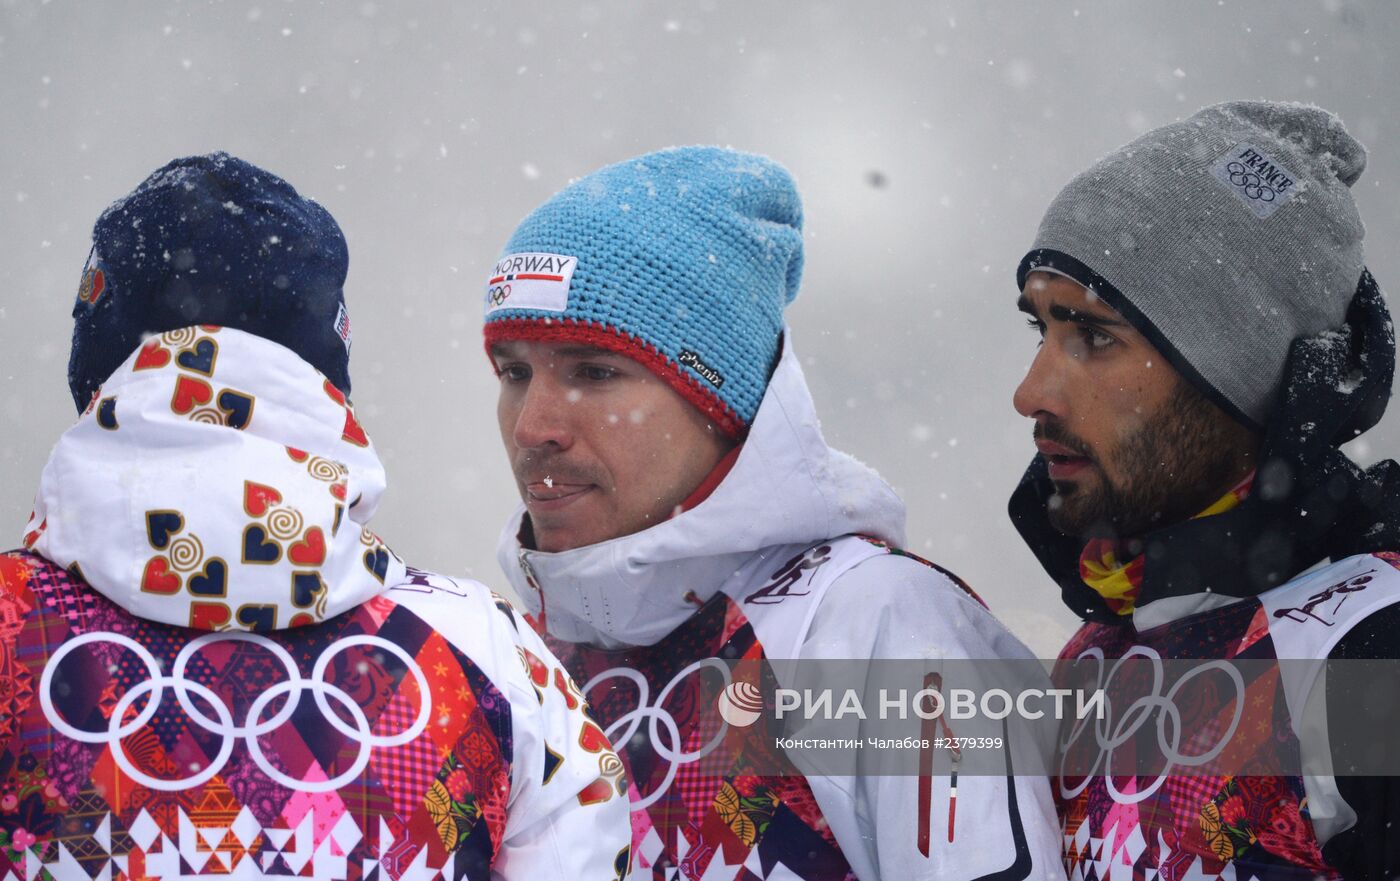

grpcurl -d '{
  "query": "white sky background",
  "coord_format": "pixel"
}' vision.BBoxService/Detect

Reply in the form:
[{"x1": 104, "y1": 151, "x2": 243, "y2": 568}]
[{"x1": 2, "y1": 1, "x2": 1397, "y2": 656}]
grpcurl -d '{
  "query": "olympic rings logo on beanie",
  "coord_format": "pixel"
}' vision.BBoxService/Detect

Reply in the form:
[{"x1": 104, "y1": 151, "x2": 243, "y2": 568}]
[
  {"x1": 484, "y1": 252, "x2": 578, "y2": 314},
  {"x1": 1211, "y1": 143, "x2": 1300, "y2": 219}
]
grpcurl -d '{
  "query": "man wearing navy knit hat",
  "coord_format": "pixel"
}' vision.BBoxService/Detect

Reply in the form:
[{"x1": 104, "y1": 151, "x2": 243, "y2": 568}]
[
  {"x1": 4, "y1": 153, "x2": 630, "y2": 880},
  {"x1": 1011, "y1": 101, "x2": 1400, "y2": 878},
  {"x1": 485, "y1": 146, "x2": 1060, "y2": 879}
]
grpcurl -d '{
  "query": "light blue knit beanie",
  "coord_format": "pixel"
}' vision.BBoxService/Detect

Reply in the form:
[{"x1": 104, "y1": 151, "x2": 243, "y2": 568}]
[{"x1": 483, "y1": 146, "x2": 804, "y2": 437}]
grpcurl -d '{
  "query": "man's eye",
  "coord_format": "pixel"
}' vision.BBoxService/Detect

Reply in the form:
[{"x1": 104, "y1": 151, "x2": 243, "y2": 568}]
[
  {"x1": 498, "y1": 364, "x2": 530, "y2": 382},
  {"x1": 1080, "y1": 326, "x2": 1115, "y2": 350},
  {"x1": 578, "y1": 364, "x2": 617, "y2": 382}
]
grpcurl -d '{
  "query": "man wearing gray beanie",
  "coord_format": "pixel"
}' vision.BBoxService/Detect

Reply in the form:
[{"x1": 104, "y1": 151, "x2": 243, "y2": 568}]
[{"x1": 1010, "y1": 100, "x2": 1400, "y2": 879}]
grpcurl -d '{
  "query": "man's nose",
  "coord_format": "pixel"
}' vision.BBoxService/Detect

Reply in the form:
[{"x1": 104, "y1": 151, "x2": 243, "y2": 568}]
[
  {"x1": 1013, "y1": 345, "x2": 1067, "y2": 423},
  {"x1": 511, "y1": 375, "x2": 574, "y2": 452}
]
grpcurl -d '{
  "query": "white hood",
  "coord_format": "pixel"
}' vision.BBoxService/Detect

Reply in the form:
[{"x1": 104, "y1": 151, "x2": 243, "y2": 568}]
[
  {"x1": 496, "y1": 332, "x2": 906, "y2": 647},
  {"x1": 25, "y1": 326, "x2": 405, "y2": 631}
]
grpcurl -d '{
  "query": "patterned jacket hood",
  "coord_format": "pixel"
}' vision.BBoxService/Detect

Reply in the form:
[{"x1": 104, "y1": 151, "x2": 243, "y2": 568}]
[
  {"x1": 496, "y1": 330, "x2": 908, "y2": 648},
  {"x1": 23, "y1": 326, "x2": 406, "y2": 631}
]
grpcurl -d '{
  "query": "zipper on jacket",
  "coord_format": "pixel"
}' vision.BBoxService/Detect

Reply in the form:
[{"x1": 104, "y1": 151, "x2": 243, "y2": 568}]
[
  {"x1": 518, "y1": 547, "x2": 541, "y2": 594},
  {"x1": 517, "y1": 547, "x2": 549, "y2": 629}
]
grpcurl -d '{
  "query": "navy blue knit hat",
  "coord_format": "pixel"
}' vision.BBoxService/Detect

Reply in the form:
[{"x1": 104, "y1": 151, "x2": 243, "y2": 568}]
[
  {"x1": 483, "y1": 146, "x2": 804, "y2": 437},
  {"x1": 68, "y1": 152, "x2": 352, "y2": 412}
]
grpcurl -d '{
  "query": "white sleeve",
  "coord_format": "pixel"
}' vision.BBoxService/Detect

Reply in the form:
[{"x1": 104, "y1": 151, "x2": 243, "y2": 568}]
[
  {"x1": 797, "y1": 553, "x2": 1064, "y2": 881},
  {"x1": 389, "y1": 576, "x2": 631, "y2": 881},
  {"x1": 491, "y1": 602, "x2": 632, "y2": 881}
]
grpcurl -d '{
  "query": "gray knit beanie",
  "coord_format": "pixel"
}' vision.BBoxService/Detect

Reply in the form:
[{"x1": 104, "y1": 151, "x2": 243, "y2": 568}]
[{"x1": 1018, "y1": 100, "x2": 1370, "y2": 429}]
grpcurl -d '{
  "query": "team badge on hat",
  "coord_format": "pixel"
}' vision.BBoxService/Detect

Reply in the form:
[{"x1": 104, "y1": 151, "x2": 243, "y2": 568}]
[
  {"x1": 77, "y1": 251, "x2": 108, "y2": 307},
  {"x1": 485, "y1": 253, "x2": 577, "y2": 314}
]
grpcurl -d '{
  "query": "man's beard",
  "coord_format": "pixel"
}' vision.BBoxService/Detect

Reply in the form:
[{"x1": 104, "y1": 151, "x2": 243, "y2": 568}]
[{"x1": 1044, "y1": 380, "x2": 1255, "y2": 540}]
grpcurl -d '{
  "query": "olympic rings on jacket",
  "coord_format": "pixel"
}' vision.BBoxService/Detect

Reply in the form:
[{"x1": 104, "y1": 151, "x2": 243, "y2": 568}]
[{"x1": 39, "y1": 631, "x2": 432, "y2": 793}]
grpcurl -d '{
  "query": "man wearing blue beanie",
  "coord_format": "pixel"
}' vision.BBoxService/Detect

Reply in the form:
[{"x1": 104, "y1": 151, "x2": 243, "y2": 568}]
[
  {"x1": 4, "y1": 153, "x2": 631, "y2": 880},
  {"x1": 486, "y1": 146, "x2": 1060, "y2": 878}
]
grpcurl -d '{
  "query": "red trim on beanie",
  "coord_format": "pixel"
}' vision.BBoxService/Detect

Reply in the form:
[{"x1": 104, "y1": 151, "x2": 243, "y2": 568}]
[{"x1": 484, "y1": 317, "x2": 747, "y2": 439}]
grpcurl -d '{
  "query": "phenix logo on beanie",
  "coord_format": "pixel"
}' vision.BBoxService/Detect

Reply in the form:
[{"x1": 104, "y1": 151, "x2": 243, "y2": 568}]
[
  {"x1": 1019, "y1": 100, "x2": 1373, "y2": 430},
  {"x1": 68, "y1": 152, "x2": 352, "y2": 413},
  {"x1": 482, "y1": 145, "x2": 804, "y2": 438}
]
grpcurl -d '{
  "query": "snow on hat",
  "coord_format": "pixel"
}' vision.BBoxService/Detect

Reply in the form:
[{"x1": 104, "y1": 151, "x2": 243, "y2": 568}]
[
  {"x1": 482, "y1": 145, "x2": 804, "y2": 438},
  {"x1": 68, "y1": 152, "x2": 352, "y2": 412},
  {"x1": 1018, "y1": 100, "x2": 1371, "y2": 429}
]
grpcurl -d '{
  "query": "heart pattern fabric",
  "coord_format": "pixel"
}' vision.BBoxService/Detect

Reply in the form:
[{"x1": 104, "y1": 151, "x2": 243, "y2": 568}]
[{"x1": 24, "y1": 326, "x2": 405, "y2": 631}]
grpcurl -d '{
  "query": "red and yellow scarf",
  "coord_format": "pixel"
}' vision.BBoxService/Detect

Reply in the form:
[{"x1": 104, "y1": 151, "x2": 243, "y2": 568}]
[{"x1": 1079, "y1": 473, "x2": 1254, "y2": 616}]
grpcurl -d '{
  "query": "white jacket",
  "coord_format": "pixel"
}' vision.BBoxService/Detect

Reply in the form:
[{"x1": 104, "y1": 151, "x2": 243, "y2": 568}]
[
  {"x1": 19, "y1": 327, "x2": 630, "y2": 881},
  {"x1": 497, "y1": 333, "x2": 1062, "y2": 880}
]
